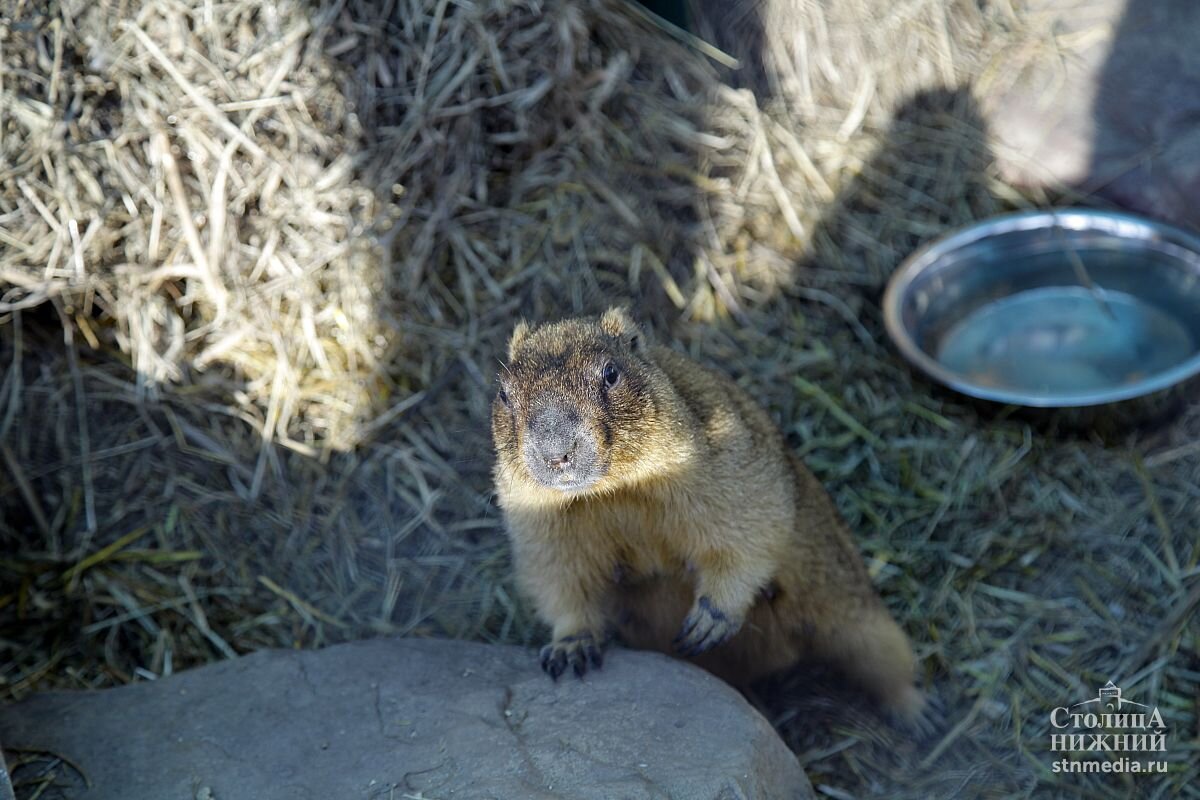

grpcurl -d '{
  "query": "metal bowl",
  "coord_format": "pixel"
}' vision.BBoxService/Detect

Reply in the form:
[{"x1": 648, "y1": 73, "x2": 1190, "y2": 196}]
[{"x1": 883, "y1": 210, "x2": 1200, "y2": 409}]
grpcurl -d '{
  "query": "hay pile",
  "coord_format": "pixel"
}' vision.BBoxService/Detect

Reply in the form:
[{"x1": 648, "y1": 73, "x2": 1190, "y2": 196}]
[{"x1": 1, "y1": 0, "x2": 1197, "y2": 797}]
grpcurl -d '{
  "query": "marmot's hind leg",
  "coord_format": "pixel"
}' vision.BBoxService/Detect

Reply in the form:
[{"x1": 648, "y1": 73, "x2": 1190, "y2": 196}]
[{"x1": 811, "y1": 603, "x2": 928, "y2": 727}]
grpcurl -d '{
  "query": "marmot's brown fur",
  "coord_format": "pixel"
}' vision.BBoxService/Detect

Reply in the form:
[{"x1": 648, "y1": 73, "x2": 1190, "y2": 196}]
[{"x1": 492, "y1": 308, "x2": 926, "y2": 722}]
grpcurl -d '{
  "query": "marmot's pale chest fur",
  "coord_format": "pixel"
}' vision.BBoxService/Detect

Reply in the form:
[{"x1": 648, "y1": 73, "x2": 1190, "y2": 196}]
[{"x1": 492, "y1": 308, "x2": 925, "y2": 721}]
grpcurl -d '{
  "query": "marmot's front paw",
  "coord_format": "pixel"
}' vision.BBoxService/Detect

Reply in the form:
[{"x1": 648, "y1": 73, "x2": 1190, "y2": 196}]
[
  {"x1": 539, "y1": 632, "x2": 604, "y2": 680},
  {"x1": 674, "y1": 596, "x2": 742, "y2": 657}
]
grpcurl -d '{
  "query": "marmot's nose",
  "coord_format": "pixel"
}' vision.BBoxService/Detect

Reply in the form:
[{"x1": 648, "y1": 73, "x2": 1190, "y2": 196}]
[
  {"x1": 544, "y1": 444, "x2": 575, "y2": 470},
  {"x1": 528, "y1": 407, "x2": 582, "y2": 471}
]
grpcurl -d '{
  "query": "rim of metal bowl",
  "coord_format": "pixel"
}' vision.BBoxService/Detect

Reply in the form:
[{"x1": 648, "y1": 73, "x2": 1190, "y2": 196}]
[{"x1": 882, "y1": 209, "x2": 1200, "y2": 408}]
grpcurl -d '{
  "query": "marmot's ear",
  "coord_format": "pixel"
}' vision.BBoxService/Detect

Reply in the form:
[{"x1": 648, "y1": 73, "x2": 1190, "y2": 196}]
[
  {"x1": 600, "y1": 306, "x2": 642, "y2": 351},
  {"x1": 507, "y1": 319, "x2": 531, "y2": 360}
]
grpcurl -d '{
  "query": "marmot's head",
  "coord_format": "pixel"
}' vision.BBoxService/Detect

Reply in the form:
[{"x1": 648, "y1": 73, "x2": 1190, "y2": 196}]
[{"x1": 492, "y1": 308, "x2": 666, "y2": 496}]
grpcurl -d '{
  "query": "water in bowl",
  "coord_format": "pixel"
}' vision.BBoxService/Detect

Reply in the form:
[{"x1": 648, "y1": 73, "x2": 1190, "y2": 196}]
[{"x1": 936, "y1": 286, "x2": 1195, "y2": 395}]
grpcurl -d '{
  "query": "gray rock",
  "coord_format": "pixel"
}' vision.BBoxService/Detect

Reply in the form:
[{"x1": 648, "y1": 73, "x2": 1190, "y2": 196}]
[
  {"x1": 0, "y1": 748, "x2": 13, "y2": 800},
  {"x1": 0, "y1": 638, "x2": 812, "y2": 800}
]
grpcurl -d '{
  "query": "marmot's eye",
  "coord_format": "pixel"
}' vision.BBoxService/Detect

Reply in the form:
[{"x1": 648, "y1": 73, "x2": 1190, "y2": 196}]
[
  {"x1": 497, "y1": 386, "x2": 510, "y2": 407},
  {"x1": 602, "y1": 361, "x2": 621, "y2": 388}
]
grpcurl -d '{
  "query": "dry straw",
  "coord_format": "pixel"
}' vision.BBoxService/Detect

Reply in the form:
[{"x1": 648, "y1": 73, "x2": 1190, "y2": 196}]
[{"x1": 1, "y1": 0, "x2": 1196, "y2": 796}]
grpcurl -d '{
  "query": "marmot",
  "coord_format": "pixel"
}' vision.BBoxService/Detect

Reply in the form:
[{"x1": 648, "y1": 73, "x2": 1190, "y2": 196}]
[{"x1": 492, "y1": 307, "x2": 926, "y2": 722}]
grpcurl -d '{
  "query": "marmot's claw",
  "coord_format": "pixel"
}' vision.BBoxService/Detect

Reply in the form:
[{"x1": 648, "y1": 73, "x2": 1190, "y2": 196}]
[
  {"x1": 674, "y1": 595, "x2": 741, "y2": 657},
  {"x1": 583, "y1": 642, "x2": 604, "y2": 670},
  {"x1": 540, "y1": 632, "x2": 604, "y2": 681},
  {"x1": 539, "y1": 643, "x2": 567, "y2": 680}
]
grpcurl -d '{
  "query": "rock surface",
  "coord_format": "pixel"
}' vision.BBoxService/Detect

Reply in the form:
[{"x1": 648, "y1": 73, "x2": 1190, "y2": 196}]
[
  {"x1": 0, "y1": 749, "x2": 12, "y2": 800},
  {"x1": 0, "y1": 638, "x2": 813, "y2": 800}
]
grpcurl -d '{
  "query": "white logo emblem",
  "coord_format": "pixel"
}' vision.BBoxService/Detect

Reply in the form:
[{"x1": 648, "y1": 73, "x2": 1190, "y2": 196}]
[{"x1": 1049, "y1": 682, "x2": 1168, "y2": 774}]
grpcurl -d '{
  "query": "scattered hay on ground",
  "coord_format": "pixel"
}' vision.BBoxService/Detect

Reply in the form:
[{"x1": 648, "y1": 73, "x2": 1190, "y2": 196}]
[{"x1": 1, "y1": 0, "x2": 1196, "y2": 797}]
